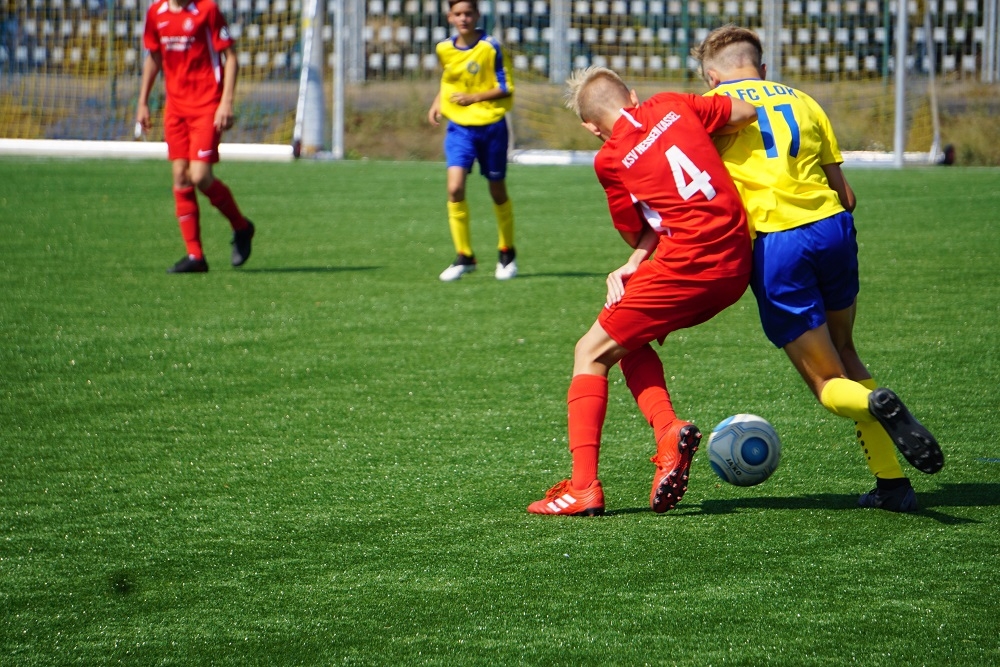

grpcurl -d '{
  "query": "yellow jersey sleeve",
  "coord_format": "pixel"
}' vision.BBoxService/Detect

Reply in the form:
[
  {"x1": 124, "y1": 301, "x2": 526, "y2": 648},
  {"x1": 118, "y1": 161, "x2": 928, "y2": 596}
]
[
  {"x1": 435, "y1": 32, "x2": 513, "y2": 127},
  {"x1": 708, "y1": 80, "x2": 845, "y2": 234}
]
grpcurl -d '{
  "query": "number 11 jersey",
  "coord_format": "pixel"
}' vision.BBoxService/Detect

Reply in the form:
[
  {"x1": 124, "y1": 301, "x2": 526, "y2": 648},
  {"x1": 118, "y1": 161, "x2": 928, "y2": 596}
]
[{"x1": 707, "y1": 79, "x2": 846, "y2": 234}]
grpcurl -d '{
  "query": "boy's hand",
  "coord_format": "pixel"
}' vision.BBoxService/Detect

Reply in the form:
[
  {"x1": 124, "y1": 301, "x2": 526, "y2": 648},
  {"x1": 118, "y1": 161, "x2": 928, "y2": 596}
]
[
  {"x1": 449, "y1": 92, "x2": 479, "y2": 106},
  {"x1": 605, "y1": 261, "x2": 639, "y2": 306}
]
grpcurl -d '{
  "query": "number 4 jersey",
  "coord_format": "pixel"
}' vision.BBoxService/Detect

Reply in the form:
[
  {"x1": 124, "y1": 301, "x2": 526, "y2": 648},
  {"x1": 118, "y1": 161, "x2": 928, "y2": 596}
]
[
  {"x1": 707, "y1": 79, "x2": 846, "y2": 234},
  {"x1": 595, "y1": 92, "x2": 751, "y2": 279}
]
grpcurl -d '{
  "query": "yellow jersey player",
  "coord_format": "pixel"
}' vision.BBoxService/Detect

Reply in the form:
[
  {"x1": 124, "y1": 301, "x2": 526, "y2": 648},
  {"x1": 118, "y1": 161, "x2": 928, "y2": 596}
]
[
  {"x1": 427, "y1": 0, "x2": 516, "y2": 281},
  {"x1": 692, "y1": 25, "x2": 944, "y2": 513}
]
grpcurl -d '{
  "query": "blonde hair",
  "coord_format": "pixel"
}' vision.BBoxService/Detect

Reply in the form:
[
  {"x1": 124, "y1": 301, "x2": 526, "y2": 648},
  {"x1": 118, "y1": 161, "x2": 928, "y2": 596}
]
[
  {"x1": 691, "y1": 24, "x2": 763, "y2": 84},
  {"x1": 564, "y1": 66, "x2": 631, "y2": 122}
]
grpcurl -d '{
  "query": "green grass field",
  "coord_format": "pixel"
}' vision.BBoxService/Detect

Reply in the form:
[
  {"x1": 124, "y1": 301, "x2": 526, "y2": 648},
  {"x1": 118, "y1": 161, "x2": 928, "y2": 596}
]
[{"x1": 1, "y1": 158, "x2": 999, "y2": 665}]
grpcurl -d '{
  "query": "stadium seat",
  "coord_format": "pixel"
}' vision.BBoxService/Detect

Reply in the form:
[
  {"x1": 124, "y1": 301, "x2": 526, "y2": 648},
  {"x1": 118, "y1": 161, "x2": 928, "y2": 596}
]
[
  {"x1": 574, "y1": 1, "x2": 589, "y2": 13},
  {"x1": 593, "y1": 1, "x2": 608, "y2": 14},
  {"x1": 513, "y1": 0, "x2": 529, "y2": 14},
  {"x1": 531, "y1": 54, "x2": 546, "y2": 71},
  {"x1": 422, "y1": 53, "x2": 437, "y2": 70},
  {"x1": 602, "y1": 27, "x2": 616, "y2": 43},
  {"x1": 387, "y1": 0, "x2": 401, "y2": 15},
  {"x1": 513, "y1": 53, "x2": 528, "y2": 69},
  {"x1": 824, "y1": 55, "x2": 838, "y2": 72},
  {"x1": 648, "y1": 54, "x2": 662, "y2": 70},
  {"x1": 387, "y1": 53, "x2": 401, "y2": 70},
  {"x1": 404, "y1": 52, "x2": 419, "y2": 69},
  {"x1": 523, "y1": 26, "x2": 538, "y2": 42},
  {"x1": 369, "y1": 0, "x2": 384, "y2": 15}
]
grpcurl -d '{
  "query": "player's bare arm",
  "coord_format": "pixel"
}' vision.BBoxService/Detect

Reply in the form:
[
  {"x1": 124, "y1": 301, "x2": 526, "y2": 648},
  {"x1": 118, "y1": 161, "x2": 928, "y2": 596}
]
[
  {"x1": 427, "y1": 92, "x2": 443, "y2": 126},
  {"x1": 214, "y1": 47, "x2": 238, "y2": 131},
  {"x1": 713, "y1": 98, "x2": 758, "y2": 135},
  {"x1": 136, "y1": 51, "x2": 162, "y2": 131},
  {"x1": 450, "y1": 87, "x2": 511, "y2": 107},
  {"x1": 821, "y1": 163, "x2": 857, "y2": 213}
]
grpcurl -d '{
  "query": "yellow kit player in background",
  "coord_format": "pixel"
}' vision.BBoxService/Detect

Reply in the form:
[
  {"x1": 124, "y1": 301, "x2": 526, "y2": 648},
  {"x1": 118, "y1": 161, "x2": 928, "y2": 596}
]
[
  {"x1": 692, "y1": 25, "x2": 944, "y2": 512},
  {"x1": 428, "y1": 0, "x2": 517, "y2": 281}
]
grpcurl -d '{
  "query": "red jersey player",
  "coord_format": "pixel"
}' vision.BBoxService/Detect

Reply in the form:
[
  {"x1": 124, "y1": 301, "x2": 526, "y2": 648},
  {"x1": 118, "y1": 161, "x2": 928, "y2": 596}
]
[
  {"x1": 527, "y1": 67, "x2": 756, "y2": 516},
  {"x1": 137, "y1": 0, "x2": 255, "y2": 273}
]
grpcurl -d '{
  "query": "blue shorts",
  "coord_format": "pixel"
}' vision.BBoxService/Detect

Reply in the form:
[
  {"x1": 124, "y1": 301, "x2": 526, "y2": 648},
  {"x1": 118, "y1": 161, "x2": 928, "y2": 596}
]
[
  {"x1": 444, "y1": 119, "x2": 509, "y2": 181},
  {"x1": 750, "y1": 211, "x2": 859, "y2": 348}
]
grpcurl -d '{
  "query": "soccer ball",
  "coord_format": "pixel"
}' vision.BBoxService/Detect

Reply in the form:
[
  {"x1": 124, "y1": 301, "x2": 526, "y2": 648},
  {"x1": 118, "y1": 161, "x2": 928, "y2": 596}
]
[{"x1": 707, "y1": 414, "x2": 781, "y2": 487}]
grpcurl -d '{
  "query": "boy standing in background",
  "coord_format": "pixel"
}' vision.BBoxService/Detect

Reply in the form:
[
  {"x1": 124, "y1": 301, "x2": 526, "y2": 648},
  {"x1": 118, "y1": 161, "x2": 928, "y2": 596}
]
[{"x1": 428, "y1": 0, "x2": 517, "y2": 281}]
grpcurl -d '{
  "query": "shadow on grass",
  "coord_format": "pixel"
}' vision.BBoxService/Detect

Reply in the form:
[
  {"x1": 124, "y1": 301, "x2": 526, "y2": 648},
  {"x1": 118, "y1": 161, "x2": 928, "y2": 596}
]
[
  {"x1": 239, "y1": 265, "x2": 381, "y2": 274},
  {"x1": 605, "y1": 483, "x2": 998, "y2": 525}
]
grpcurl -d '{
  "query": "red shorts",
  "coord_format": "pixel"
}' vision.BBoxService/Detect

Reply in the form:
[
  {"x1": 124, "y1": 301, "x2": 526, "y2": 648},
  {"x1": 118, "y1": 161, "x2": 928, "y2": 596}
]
[
  {"x1": 598, "y1": 261, "x2": 750, "y2": 350},
  {"x1": 164, "y1": 106, "x2": 221, "y2": 163}
]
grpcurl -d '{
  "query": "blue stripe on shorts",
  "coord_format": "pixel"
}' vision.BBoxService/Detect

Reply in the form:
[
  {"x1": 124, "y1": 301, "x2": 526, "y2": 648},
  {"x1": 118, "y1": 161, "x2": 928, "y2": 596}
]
[{"x1": 750, "y1": 210, "x2": 859, "y2": 348}]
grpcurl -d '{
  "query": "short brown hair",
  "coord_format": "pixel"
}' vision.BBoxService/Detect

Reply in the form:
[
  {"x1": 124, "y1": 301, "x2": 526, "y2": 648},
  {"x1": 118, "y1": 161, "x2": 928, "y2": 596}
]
[
  {"x1": 448, "y1": 0, "x2": 479, "y2": 10},
  {"x1": 691, "y1": 24, "x2": 763, "y2": 84}
]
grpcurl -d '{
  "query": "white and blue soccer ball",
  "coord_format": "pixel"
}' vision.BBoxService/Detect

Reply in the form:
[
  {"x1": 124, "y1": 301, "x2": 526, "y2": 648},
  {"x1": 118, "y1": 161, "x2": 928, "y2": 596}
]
[{"x1": 707, "y1": 414, "x2": 781, "y2": 487}]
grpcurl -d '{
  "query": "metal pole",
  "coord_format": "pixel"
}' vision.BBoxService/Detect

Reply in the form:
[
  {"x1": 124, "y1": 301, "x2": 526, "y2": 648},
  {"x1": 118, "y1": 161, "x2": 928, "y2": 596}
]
[
  {"x1": 762, "y1": 0, "x2": 782, "y2": 82},
  {"x1": 550, "y1": 0, "x2": 569, "y2": 83},
  {"x1": 893, "y1": 0, "x2": 908, "y2": 167},
  {"x1": 332, "y1": 0, "x2": 345, "y2": 159},
  {"x1": 984, "y1": 0, "x2": 998, "y2": 83}
]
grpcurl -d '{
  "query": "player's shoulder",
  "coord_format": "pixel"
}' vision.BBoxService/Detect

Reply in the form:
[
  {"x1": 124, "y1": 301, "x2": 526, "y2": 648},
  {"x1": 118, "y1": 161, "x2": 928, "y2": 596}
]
[
  {"x1": 148, "y1": 0, "x2": 170, "y2": 15},
  {"x1": 480, "y1": 33, "x2": 503, "y2": 50}
]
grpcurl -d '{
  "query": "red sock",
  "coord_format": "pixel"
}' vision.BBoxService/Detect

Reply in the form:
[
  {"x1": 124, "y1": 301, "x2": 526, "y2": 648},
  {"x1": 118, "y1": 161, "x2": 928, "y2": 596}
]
[
  {"x1": 619, "y1": 344, "x2": 677, "y2": 450},
  {"x1": 173, "y1": 186, "x2": 202, "y2": 259},
  {"x1": 567, "y1": 374, "x2": 608, "y2": 490},
  {"x1": 203, "y1": 178, "x2": 249, "y2": 231}
]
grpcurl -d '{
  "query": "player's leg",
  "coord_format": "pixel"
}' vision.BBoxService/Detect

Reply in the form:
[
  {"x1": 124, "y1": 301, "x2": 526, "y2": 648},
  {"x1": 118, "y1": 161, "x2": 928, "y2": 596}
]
[
  {"x1": 163, "y1": 112, "x2": 206, "y2": 273},
  {"x1": 527, "y1": 322, "x2": 627, "y2": 516},
  {"x1": 439, "y1": 124, "x2": 477, "y2": 281},
  {"x1": 188, "y1": 115, "x2": 255, "y2": 267},
  {"x1": 481, "y1": 119, "x2": 516, "y2": 280}
]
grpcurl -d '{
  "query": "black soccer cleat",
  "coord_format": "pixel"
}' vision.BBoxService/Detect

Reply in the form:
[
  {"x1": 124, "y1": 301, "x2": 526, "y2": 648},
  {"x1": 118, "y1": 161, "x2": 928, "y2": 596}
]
[
  {"x1": 868, "y1": 387, "x2": 944, "y2": 474},
  {"x1": 231, "y1": 220, "x2": 255, "y2": 267},
  {"x1": 167, "y1": 255, "x2": 209, "y2": 273},
  {"x1": 858, "y1": 480, "x2": 919, "y2": 513}
]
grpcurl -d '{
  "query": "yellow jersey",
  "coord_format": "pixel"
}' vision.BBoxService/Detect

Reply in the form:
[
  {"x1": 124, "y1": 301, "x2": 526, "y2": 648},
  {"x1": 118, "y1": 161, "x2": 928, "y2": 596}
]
[
  {"x1": 435, "y1": 31, "x2": 513, "y2": 127},
  {"x1": 707, "y1": 79, "x2": 844, "y2": 234}
]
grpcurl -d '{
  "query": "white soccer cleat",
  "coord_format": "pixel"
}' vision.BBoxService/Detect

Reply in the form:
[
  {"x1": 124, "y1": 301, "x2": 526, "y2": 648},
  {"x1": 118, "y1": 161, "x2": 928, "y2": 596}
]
[
  {"x1": 495, "y1": 259, "x2": 518, "y2": 280},
  {"x1": 439, "y1": 254, "x2": 477, "y2": 282}
]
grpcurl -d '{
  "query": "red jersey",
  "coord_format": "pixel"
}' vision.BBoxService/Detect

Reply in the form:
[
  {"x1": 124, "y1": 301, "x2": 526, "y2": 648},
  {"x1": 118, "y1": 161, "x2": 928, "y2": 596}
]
[
  {"x1": 595, "y1": 93, "x2": 751, "y2": 278},
  {"x1": 143, "y1": 0, "x2": 234, "y2": 115}
]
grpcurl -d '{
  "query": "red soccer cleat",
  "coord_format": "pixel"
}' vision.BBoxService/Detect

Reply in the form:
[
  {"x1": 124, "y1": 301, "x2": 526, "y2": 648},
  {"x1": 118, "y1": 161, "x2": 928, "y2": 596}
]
[
  {"x1": 527, "y1": 479, "x2": 605, "y2": 516},
  {"x1": 650, "y1": 421, "x2": 702, "y2": 513}
]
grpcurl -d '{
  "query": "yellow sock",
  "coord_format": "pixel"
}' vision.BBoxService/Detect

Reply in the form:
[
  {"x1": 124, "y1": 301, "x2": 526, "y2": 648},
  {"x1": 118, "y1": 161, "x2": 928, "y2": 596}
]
[
  {"x1": 855, "y1": 378, "x2": 906, "y2": 479},
  {"x1": 494, "y1": 198, "x2": 514, "y2": 251},
  {"x1": 447, "y1": 200, "x2": 473, "y2": 257},
  {"x1": 819, "y1": 377, "x2": 876, "y2": 423}
]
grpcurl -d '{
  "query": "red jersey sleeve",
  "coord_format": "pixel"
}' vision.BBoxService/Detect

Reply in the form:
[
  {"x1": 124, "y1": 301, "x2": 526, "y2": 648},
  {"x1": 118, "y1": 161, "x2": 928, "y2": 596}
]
[
  {"x1": 143, "y1": 3, "x2": 161, "y2": 53},
  {"x1": 654, "y1": 92, "x2": 732, "y2": 135},
  {"x1": 207, "y1": 3, "x2": 234, "y2": 53},
  {"x1": 594, "y1": 152, "x2": 646, "y2": 234}
]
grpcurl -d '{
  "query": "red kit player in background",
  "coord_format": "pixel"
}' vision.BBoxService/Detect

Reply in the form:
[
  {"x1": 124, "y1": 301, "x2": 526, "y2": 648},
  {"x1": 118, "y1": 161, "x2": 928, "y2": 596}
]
[
  {"x1": 137, "y1": 0, "x2": 255, "y2": 273},
  {"x1": 527, "y1": 67, "x2": 757, "y2": 516}
]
